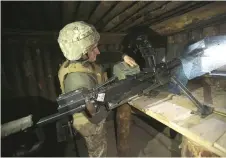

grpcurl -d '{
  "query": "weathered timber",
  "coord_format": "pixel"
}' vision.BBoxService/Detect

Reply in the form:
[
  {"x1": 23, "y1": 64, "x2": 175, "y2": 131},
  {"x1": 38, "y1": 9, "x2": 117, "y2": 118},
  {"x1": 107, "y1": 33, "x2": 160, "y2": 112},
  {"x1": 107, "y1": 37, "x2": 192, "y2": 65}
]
[
  {"x1": 103, "y1": 1, "x2": 151, "y2": 32},
  {"x1": 23, "y1": 45, "x2": 39, "y2": 97},
  {"x1": 119, "y1": 1, "x2": 186, "y2": 32},
  {"x1": 2, "y1": 30, "x2": 127, "y2": 45},
  {"x1": 76, "y1": 1, "x2": 98, "y2": 22},
  {"x1": 62, "y1": 1, "x2": 78, "y2": 26},
  {"x1": 88, "y1": 1, "x2": 117, "y2": 25},
  {"x1": 116, "y1": 103, "x2": 132, "y2": 157},
  {"x1": 141, "y1": 2, "x2": 210, "y2": 28},
  {"x1": 33, "y1": 46, "x2": 48, "y2": 99},
  {"x1": 43, "y1": 48, "x2": 57, "y2": 101},
  {"x1": 96, "y1": 1, "x2": 135, "y2": 31},
  {"x1": 112, "y1": 1, "x2": 169, "y2": 32},
  {"x1": 150, "y1": 2, "x2": 226, "y2": 35}
]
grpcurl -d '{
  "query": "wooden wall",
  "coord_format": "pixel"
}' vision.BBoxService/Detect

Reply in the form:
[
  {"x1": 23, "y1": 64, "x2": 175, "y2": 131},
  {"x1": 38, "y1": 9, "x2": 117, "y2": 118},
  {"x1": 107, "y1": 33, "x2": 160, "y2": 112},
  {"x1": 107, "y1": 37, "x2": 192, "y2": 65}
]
[{"x1": 1, "y1": 32, "x2": 125, "y2": 101}]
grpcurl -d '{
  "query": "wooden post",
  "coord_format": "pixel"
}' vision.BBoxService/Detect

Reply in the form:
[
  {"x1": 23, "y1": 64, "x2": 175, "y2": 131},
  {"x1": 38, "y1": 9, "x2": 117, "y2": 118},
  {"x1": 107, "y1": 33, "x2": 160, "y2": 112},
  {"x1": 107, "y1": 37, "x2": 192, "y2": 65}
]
[{"x1": 116, "y1": 103, "x2": 132, "y2": 156}]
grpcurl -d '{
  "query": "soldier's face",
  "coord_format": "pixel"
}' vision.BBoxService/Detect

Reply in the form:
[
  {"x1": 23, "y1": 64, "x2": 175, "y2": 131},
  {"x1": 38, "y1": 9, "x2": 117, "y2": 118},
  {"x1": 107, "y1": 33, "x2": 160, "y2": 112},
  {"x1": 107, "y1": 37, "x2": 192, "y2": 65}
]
[{"x1": 88, "y1": 46, "x2": 100, "y2": 62}]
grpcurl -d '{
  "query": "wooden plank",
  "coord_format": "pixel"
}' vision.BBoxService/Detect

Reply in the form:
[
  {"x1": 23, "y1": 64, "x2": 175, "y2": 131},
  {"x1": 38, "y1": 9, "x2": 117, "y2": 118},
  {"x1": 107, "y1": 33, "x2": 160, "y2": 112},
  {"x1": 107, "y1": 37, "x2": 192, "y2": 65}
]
[
  {"x1": 103, "y1": 1, "x2": 151, "y2": 32},
  {"x1": 142, "y1": 2, "x2": 210, "y2": 28},
  {"x1": 150, "y1": 2, "x2": 226, "y2": 35},
  {"x1": 148, "y1": 102, "x2": 192, "y2": 122},
  {"x1": 43, "y1": 48, "x2": 57, "y2": 101},
  {"x1": 9, "y1": 44, "x2": 25, "y2": 97},
  {"x1": 96, "y1": 1, "x2": 135, "y2": 31},
  {"x1": 99, "y1": 33, "x2": 127, "y2": 45},
  {"x1": 133, "y1": 105, "x2": 226, "y2": 156},
  {"x1": 172, "y1": 115, "x2": 226, "y2": 155},
  {"x1": 130, "y1": 92, "x2": 172, "y2": 110},
  {"x1": 113, "y1": 1, "x2": 169, "y2": 32},
  {"x1": 120, "y1": 1, "x2": 189, "y2": 32},
  {"x1": 129, "y1": 90, "x2": 226, "y2": 156},
  {"x1": 62, "y1": 1, "x2": 78, "y2": 26},
  {"x1": 2, "y1": 30, "x2": 127, "y2": 45},
  {"x1": 76, "y1": 1, "x2": 98, "y2": 21},
  {"x1": 23, "y1": 46, "x2": 39, "y2": 97},
  {"x1": 34, "y1": 47, "x2": 48, "y2": 99},
  {"x1": 189, "y1": 118, "x2": 226, "y2": 145},
  {"x1": 88, "y1": 1, "x2": 117, "y2": 25},
  {"x1": 214, "y1": 132, "x2": 226, "y2": 153}
]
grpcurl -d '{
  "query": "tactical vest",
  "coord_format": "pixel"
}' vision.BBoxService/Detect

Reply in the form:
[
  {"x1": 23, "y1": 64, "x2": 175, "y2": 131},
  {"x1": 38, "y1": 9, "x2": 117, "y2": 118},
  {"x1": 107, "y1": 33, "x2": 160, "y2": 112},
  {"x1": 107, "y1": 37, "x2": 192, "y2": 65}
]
[{"x1": 58, "y1": 60, "x2": 107, "y2": 93}]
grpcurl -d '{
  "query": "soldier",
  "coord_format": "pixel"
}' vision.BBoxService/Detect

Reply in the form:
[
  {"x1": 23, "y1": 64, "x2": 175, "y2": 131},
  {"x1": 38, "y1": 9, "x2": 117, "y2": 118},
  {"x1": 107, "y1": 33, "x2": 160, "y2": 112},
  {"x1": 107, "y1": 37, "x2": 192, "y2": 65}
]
[{"x1": 57, "y1": 21, "x2": 137, "y2": 157}]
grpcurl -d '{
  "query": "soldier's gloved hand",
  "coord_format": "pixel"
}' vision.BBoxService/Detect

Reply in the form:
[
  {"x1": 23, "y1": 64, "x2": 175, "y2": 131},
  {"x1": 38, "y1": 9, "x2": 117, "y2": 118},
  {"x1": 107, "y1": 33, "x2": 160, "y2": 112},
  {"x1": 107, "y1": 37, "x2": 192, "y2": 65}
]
[{"x1": 123, "y1": 55, "x2": 138, "y2": 67}]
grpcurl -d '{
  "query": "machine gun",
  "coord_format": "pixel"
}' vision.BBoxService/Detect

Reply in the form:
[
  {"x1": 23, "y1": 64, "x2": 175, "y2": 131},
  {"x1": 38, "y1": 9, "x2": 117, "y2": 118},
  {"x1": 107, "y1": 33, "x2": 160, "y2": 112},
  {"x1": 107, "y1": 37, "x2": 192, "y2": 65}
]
[
  {"x1": 1, "y1": 58, "x2": 181, "y2": 156},
  {"x1": 37, "y1": 59, "x2": 179, "y2": 125},
  {"x1": 2, "y1": 35, "x2": 225, "y2": 156},
  {"x1": 1, "y1": 58, "x2": 180, "y2": 138}
]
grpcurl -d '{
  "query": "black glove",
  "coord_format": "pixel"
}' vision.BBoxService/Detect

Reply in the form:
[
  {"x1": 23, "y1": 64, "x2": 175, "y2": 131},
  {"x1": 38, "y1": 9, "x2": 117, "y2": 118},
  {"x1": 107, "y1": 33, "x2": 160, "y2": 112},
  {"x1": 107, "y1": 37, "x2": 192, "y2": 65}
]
[{"x1": 84, "y1": 103, "x2": 110, "y2": 124}]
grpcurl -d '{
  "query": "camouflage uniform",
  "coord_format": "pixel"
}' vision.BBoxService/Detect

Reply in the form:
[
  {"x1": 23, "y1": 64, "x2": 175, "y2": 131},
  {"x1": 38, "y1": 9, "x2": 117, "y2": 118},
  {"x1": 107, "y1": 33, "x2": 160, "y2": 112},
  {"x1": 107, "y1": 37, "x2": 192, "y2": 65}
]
[{"x1": 57, "y1": 21, "x2": 108, "y2": 157}]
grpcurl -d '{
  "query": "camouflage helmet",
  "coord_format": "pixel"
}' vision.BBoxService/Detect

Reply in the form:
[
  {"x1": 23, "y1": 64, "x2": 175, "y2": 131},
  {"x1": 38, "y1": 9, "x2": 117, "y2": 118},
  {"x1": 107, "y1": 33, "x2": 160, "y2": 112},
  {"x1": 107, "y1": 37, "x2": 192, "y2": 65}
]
[{"x1": 58, "y1": 21, "x2": 100, "y2": 61}]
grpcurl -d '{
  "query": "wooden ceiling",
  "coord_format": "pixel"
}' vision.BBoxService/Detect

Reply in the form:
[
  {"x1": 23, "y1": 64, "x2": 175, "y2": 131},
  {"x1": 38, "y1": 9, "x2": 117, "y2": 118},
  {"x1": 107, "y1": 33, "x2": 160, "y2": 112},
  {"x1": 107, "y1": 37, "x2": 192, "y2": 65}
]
[{"x1": 2, "y1": 1, "x2": 226, "y2": 35}]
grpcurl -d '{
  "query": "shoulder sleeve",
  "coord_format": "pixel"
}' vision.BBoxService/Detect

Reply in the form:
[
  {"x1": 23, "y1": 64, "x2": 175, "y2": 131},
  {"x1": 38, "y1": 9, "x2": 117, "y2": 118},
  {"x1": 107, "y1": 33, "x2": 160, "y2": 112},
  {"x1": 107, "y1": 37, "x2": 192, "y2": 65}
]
[{"x1": 64, "y1": 72, "x2": 96, "y2": 93}]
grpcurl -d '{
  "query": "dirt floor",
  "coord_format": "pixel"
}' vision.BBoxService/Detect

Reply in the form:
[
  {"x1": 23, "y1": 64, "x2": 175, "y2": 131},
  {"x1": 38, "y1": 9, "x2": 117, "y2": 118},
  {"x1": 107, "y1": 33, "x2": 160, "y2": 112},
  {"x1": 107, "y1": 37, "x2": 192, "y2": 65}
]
[{"x1": 64, "y1": 114, "x2": 182, "y2": 157}]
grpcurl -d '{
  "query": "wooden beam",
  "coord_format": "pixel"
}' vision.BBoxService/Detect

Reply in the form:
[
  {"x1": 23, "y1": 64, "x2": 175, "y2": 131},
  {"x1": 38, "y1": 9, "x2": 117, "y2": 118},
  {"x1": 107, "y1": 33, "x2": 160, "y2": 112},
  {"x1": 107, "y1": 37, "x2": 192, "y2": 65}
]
[
  {"x1": 99, "y1": 33, "x2": 127, "y2": 44},
  {"x1": 76, "y1": 1, "x2": 98, "y2": 22},
  {"x1": 2, "y1": 30, "x2": 127, "y2": 45},
  {"x1": 119, "y1": 1, "x2": 190, "y2": 32},
  {"x1": 141, "y1": 2, "x2": 211, "y2": 27},
  {"x1": 95, "y1": 1, "x2": 135, "y2": 31},
  {"x1": 62, "y1": 1, "x2": 78, "y2": 26},
  {"x1": 88, "y1": 1, "x2": 117, "y2": 25},
  {"x1": 150, "y1": 2, "x2": 226, "y2": 35},
  {"x1": 111, "y1": 1, "x2": 170, "y2": 32},
  {"x1": 87, "y1": 2, "x2": 100, "y2": 22},
  {"x1": 102, "y1": 1, "x2": 151, "y2": 32}
]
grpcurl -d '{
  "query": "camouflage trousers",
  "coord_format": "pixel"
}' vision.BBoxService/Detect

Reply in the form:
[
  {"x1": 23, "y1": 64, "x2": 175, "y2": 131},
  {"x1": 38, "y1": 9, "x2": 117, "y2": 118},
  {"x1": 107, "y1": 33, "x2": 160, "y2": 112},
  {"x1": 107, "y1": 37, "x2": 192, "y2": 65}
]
[{"x1": 73, "y1": 113, "x2": 107, "y2": 157}]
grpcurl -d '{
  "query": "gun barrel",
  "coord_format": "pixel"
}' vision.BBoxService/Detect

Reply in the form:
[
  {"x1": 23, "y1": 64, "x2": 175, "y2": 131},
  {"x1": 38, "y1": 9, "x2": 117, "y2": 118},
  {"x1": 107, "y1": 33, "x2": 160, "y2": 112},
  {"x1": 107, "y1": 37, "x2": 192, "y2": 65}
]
[{"x1": 37, "y1": 104, "x2": 86, "y2": 126}]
